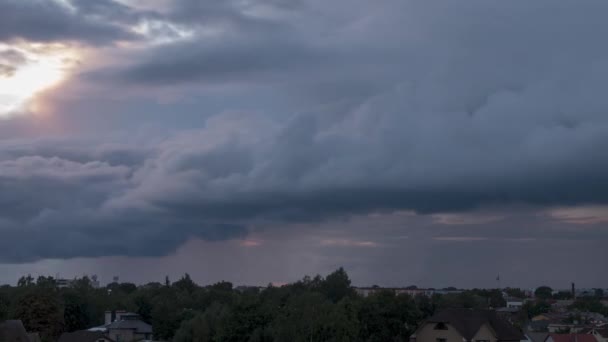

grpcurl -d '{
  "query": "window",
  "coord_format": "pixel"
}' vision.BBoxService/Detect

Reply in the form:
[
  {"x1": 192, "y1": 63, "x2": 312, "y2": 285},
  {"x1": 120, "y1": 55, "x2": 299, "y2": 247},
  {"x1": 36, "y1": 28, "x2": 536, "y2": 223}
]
[{"x1": 434, "y1": 323, "x2": 448, "y2": 330}]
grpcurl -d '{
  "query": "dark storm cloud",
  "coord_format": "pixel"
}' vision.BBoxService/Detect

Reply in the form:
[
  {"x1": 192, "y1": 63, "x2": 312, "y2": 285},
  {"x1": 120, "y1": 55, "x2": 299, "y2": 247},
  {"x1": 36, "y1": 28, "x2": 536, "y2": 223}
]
[
  {"x1": 118, "y1": 35, "x2": 320, "y2": 85},
  {"x1": 0, "y1": 0, "x2": 145, "y2": 44},
  {"x1": 2, "y1": 0, "x2": 608, "y2": 263},
  {"x1": 0, "y1": 141, "x2": 247, "y2": 262}
]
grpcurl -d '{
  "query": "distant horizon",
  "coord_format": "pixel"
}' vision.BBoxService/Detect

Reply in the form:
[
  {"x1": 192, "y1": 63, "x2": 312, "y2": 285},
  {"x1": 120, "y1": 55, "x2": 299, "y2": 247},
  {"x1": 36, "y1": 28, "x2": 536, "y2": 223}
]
[{"x1": 2, "y1": 270, "x2": 605, "y2": 292}]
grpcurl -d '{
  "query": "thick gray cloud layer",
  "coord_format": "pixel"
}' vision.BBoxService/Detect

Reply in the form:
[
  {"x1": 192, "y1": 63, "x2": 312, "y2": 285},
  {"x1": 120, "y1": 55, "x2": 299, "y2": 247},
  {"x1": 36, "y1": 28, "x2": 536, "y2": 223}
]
[
  {"x1": 0, "y1": 0, "x2": 142, "y2": 44},
  {"x1": 1, "y1": 0, "x2": 608, "y2": 264}
]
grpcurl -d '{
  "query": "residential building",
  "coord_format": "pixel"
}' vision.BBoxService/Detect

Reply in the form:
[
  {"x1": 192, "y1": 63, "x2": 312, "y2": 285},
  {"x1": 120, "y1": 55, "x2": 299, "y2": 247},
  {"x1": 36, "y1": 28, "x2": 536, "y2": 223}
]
[
  {"x1": 57, "y1": 331, "x2": 115, "y2": 342},
  {"x1": 0, "y1": 320, "x2": 31, "y2": 342},
  {"x1": 525, "y1": 332, "x2": 549, "y2": 342},
  {"x1": 56, "y1": 278, "x2": 74, "y2": 288},
  {"x1": 410, "y1": 308, "x2": 525, "y2": 342},
  {"x1": 506, "y1": 297, "x2": 525, "y2": 309},
  {"x1": 544, "y1": 333, "x2": 597, "y2": 342},
  {"x1": 547, "y1": 323, "x2": 586, "y2": 333},
  {"x1": 27, "y1": 332, "x2": 41, "y2": 342},
  {"x1": 106, "y1": 313, "x2": 153, "y2": 342},
  {"x1": 591, "y1": 328, "x2": 608, "y2": 342}
]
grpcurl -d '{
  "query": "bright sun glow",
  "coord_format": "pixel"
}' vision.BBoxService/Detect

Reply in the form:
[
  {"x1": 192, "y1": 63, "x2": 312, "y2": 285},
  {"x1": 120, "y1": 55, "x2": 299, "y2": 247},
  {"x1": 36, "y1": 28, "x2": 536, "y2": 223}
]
[{"x1": 0, "y1": 43, "x2": 77, "y2": 116}]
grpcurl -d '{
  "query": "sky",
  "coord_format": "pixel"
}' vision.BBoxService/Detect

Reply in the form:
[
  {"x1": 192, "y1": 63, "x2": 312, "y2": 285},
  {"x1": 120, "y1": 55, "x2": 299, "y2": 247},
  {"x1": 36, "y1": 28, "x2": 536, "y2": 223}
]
[{"x1": 0, "y1": 0, "x2": 607, "y2": 289}]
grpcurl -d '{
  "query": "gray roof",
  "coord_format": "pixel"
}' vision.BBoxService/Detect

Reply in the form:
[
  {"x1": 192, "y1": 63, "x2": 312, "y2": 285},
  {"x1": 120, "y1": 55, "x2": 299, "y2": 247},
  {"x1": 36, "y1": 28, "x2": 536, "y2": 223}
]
[
  {"x1": 0, "y1": 320, "x2": 30, "y2": 342},
  {"x1": 27, "y1": 332, "x2": 41, "y2": 342},
  {"x1": 106, "y1": 318, "x2": 153, "y2": 334},
  {"x1": 426, "y1": 308, "x2": 525, "y2": 341},
  {"x1": 526, "y1": 332, "x2": 549, "y2": 342},
  {"x1": 0, "y1": 320, "x2": 31, "y2": 342},
  {"x1": 58, "y1": 330, "x2": 115, "y2": 342}
]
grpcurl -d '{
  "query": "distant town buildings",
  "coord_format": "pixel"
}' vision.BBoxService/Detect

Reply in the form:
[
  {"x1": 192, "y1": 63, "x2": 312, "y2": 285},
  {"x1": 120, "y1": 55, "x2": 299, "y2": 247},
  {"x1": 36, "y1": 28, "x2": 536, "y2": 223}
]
[{"x1": 354, "y1": 287, "x2": 461, "y2": 298}]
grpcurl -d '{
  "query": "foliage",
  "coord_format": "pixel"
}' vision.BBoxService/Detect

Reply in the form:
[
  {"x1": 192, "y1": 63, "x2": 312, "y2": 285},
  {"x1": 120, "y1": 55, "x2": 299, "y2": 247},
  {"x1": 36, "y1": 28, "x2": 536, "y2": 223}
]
[
  {"x1": 569, "y1": 297, "x2": 608, "y2": 316},
  {"x1": 0, "y1": 268, "x2": 534, "y2": 342},
  {"x1": 523, "y1": 300, "x2": 550, "y2": 318},
  {"x1": 534, "y1": 286, "x2": 553, "y2": 300},
  {"x1": 504, "y1": 288, "x2": 527, "y2": 299},
  {"x1": 12, "y1": 287, "x2": 65, "y2": 342},
  {"x1": 553, "y1": 291, "x2": 573, "y2": 300}
]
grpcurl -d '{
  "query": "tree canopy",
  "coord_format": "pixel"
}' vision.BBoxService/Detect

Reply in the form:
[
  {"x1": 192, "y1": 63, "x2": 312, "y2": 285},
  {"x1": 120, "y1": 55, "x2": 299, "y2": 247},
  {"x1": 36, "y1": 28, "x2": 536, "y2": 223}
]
[{"x1": 0, "y1": 269, "x2": 534, "y2": 342}]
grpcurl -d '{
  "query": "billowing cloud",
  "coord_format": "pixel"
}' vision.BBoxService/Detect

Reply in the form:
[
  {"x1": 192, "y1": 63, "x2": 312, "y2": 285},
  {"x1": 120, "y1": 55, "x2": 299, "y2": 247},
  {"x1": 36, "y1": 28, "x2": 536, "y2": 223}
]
[
  {"x1": 1, "y1": 0, "x2": 608, "y2": 271},
  {"x1": 0, "y1": 0, "x2": 141, "y2": 44}
]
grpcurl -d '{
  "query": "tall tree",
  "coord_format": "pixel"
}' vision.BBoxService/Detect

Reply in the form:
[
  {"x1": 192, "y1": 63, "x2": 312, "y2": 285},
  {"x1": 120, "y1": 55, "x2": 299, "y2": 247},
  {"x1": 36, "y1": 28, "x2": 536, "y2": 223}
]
[
  {"x1": 535, "y1": 286, "x2": 553, "y2": 300},
  {"x1": 13, "y1": 289, "x2": 65, "y2": 341},
  {"x1": 320, "y1": 267, "x2": 355, "y2": 303}
]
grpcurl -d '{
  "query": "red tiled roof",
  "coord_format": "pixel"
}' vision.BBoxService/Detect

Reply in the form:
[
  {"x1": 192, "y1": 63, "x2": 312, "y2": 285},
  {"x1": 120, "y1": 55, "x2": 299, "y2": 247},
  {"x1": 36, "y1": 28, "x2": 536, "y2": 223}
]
[{"x1": 547, "y1": 334, "x2": 597, "y2": 342}]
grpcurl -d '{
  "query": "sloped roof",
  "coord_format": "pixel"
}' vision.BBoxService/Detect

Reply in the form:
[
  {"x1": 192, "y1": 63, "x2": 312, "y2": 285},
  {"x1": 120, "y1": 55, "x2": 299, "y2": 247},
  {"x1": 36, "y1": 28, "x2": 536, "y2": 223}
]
[
  {"x1": 58, "y1": 330, "x2": 115, "y2": 342},
  {"x1": 527, "y1": 332, "x2": 549, "y2": 342},
  {"x1": 546, "y1": 334, "x2": 597, "y2": 342},
  {"x1": 106, "y1": 318, "x2": 152, "y2": 334},
  {"x1": 0, "y1": 320, "x2": 31, "y2": 342},
  {"x1": 594, "y1": 329, "x2": 608, "y2": 338},
  {"x1": 426, "y1": 308, "x2": 525, "y2": 341},
  {"x1": 27, "y1": 332, "x2": 41, "y2": 342}
]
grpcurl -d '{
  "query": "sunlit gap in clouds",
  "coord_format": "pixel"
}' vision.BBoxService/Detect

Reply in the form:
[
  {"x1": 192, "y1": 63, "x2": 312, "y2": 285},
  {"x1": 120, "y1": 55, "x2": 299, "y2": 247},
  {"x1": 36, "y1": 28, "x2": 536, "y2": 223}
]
[{"x1": 0, "y1": 42, "x2": 79, "y2": 117}]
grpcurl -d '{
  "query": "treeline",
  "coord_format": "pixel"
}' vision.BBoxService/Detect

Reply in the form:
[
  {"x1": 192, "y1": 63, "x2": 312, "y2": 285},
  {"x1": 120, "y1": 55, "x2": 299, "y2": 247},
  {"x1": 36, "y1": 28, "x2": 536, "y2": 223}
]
[{"x1": 1, "y1": 269, "x2": 604, "y2": 342}]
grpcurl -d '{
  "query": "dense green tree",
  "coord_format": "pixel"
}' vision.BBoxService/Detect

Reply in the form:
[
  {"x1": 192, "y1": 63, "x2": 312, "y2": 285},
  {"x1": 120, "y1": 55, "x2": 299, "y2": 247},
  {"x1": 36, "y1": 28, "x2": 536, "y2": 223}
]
[
  {"x1": 0, "y1": 291, "x2": 9, "y2": 321},
  {"x1": 152, "y1": 302, "x2": 180, "y2": 339},
  {"x1": 17, "y1": 274, "x2": 35, "y2": 287},
  {"x1": 358, "y1": 290, "x2": 421, "y2": 342},
  {"x1": 173, "y1": 303, "x2": 229, "y2": 342},
  {"x1": 504, "y1": 288, "x2": 527, "y2": 299},
  {"x1": 118, "y1": 282, "x2": 138, "y2": 294},
  {"x1": 2, "y1": 269, "x2": 449, "y2": 342},
  {"x1": 134, "y1": 294, "x2": 154, "y2": 324},
  {"x1": 13, "y1": 289, "x2": 65, "y2": 341},
  {"x1": 553, "y1": 291, "x2": 573, "y2": 300},
  {"x1": 173, "y1": 274, "x2": 197, "y2": 294},
  {"x1": 523, "y1": 300, "x2": 550, "y2": 318},
  {"x1": 414, "y1": 294, "x2": 435, "y2": 317},
  {"x1": 534, "y1": 286, "x2": 553, "y2": 300},
  {"x1": 63, "y1": 292, "x2": 89, "y2": 332},
  {"x1": 435, "y1": 292, "x2": 487, "y2": 309},
  {"x1": 320, "y1": 267, "x2": 356, "y2": 303},
  {"x1": 569, "y1": 297, "x2": 608, "y2": 315}
]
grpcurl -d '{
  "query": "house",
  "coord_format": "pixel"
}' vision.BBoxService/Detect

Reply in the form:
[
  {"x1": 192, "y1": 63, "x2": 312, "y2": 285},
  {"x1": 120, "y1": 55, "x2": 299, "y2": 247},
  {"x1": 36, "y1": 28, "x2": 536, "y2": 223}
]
[
  {"x1": 551, "y1": 301, "x2": 575, "y2": 312},
  {"x1": 506, "y1": 298, "x2": 525, "y2": 309},
  {"x1": 106, "y1": 313, "x2": 153, "y2": 342},
  {"x1": 57, "y1": 330, "x2": 115, "y2": 342},
  {"x1": 547, "y1": 323, "x2": 587, "y2": 333},
  {"x1": 410, "y1": 308, "x2": 526, "y2": 342},
  {"x1": 525, "y1": 332, "x2": 549, "y2": 342},
  {"x1": 591, "y1": 328, "x2": 608, "y2": 342},
  {"x1": 544, "y1": 333, "x2": 597, "y2": 342},
  {"x1": 27, "y1": 332, "x2": 41, "y2": 342},
  {"x1": 0, "y1": 320, "x2": 31, "y2": 342}
]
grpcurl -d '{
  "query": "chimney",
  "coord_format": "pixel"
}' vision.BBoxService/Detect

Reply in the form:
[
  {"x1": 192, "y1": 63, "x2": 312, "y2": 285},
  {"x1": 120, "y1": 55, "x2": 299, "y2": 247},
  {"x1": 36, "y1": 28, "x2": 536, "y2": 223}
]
[
  {"x1": 111, "y1": 310, "x2": 116, "y2": 323},
  {"x1": 104, "y1": 311, "x2": 112, "y2": 325},
  {"x1": 572, "y1": 282, "x2": 576, "y2": 299}
]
